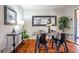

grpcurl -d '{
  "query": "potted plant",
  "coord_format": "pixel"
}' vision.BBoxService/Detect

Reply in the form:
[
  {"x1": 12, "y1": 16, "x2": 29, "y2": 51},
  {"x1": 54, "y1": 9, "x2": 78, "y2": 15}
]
[
  {"x1": 21, "y1": 29, "x2": 30, "y2": 41},
  {"x1": 58, "y1": 16, "x2": 70, "y2": 32}
]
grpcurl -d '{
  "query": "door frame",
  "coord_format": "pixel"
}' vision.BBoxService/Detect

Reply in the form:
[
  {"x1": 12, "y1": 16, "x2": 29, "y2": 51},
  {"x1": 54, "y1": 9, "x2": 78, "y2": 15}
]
[{"x1": 73, "y1": 8, "x2": 79, "y2": 43}]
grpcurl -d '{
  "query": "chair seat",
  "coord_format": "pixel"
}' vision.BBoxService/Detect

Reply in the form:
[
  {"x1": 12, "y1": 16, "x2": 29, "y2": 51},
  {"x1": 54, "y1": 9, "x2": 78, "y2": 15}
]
[{"x1": 39, "y1": 38, "x2": 47, "y2": 44}]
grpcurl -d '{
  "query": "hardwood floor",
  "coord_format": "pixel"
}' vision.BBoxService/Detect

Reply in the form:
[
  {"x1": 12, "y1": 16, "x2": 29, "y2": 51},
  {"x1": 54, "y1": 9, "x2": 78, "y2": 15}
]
[{"x1": 15, "y1": 39, "x2": 79, "y2": 53}]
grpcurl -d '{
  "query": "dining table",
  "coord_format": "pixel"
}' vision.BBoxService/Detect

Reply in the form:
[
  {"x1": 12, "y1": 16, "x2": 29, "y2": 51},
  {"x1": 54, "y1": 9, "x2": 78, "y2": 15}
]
[{"x1": 34, "y1": 30, "x2": 73, "y2": 53}]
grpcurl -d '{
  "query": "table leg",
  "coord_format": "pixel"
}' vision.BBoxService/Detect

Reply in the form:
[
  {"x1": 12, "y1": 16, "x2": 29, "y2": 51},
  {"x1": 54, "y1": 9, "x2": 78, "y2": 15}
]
[{"x1": 13, "y1": 36, "x2": 16, "y2": 53}]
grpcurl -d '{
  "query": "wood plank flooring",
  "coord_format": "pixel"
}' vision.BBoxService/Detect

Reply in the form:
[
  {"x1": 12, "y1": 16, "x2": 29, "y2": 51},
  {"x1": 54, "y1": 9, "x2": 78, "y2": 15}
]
[{"x1": 15, "y1": 39, "x2": 79, "y2": 53}]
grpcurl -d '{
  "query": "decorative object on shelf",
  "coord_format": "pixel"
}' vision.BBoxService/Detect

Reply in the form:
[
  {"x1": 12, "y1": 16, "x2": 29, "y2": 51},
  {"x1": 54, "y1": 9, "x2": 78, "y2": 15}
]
[
  {"x1": 12, "y1": 28, "x2": 16, "y2": 34},
  {"x1": 58, "y1": 16, "x2": 70, "y2": 32},
  {"x1": 32, "y1": 16, "x2": 57, "y2": 26},
  {"x1": 4, "y1": 5, "x2": 17, "y2": 25}
]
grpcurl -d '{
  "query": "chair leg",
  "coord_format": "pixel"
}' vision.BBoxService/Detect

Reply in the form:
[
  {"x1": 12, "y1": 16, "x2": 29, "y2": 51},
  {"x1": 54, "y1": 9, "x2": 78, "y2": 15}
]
[
  {"x1": 57, "y1": 42, "x2": 61, "y2": 53},
  {"x1": 39, "y1": 44, "x2": 41, "y2": 53},
  {"x1": 55, "y1": 40, "x2": 59, "y2": 48},
  {"x1": 63, "y1": 42, "x2": 68, "y2": 53},
  {"x1": 38, "y1": 42, "x2": 40, "y2": 48},
  {"x1": 45, "y1": 44, "x2": 48, "y2": 53},
  {"x1": 52, "y1": 40, "x2": 54, "y2": 48}
]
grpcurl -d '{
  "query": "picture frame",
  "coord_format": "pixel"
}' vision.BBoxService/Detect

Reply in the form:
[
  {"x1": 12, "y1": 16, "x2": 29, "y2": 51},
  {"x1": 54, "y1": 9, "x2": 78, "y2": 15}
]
[
  {"x1": 4, "y1": 5, "x2": 17, "y2": 25},
  {"x1": 32, "y1": 16, "x2": 57, "y2": 26}
]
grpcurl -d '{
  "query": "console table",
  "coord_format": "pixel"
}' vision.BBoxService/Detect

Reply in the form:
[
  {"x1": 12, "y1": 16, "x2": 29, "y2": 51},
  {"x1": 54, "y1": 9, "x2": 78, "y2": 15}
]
[{"x1": 7, "y1": 32, "x2": 23, "y2": 53}]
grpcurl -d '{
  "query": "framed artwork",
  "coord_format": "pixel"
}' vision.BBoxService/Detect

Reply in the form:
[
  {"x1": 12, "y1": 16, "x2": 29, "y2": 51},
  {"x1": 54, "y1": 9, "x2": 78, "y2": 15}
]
[
  {"x1": 32, "y1": 16, "x2": 57, "y2": 26},
  {"x1": 4, "y1": 5, "x2": 17, "y2": 25}
]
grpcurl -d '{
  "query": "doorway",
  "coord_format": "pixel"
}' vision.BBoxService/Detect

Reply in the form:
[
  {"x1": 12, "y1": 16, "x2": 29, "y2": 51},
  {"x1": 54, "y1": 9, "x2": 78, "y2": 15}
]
[{"x1": 74, "y1": 9, "x2": 79, "y2": 44}]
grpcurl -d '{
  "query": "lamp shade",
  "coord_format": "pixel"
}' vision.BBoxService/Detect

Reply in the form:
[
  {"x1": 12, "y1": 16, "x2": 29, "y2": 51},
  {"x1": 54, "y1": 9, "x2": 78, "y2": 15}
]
[{"x1": 17, "y1": 20, "x2": 24, "y2": 25}]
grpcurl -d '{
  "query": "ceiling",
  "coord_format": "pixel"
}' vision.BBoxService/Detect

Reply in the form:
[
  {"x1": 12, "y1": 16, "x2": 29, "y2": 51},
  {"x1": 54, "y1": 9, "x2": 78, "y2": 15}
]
[{"x1": 21, "y1": 5, "x2": 68, "y2": 10}]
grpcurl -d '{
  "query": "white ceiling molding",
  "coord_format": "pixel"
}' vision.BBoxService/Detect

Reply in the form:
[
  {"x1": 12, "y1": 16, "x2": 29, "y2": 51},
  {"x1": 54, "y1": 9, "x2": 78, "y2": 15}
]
[{"x1": 20, "y1": 5, "x2": 68, "y2": 10}]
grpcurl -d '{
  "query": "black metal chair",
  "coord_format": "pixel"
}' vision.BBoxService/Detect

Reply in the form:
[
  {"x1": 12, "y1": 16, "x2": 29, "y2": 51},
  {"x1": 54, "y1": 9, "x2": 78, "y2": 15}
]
[
  {"x1": 52, "y1": 33, "x2": 68, "y2": 53},
  {"x1": 38, "y1": 33, "x2": 48, "y2": 53},
  {"x1": 57, "y1": 33, "x2": 68, "y2": 53},
  {"x1": 52, "y1": 36, "x2": 58, "y2": 48}
]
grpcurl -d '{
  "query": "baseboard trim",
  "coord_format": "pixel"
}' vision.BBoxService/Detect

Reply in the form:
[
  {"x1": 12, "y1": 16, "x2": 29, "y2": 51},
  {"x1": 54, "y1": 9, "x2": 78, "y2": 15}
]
[{"x1": 66, "y1": 40, "x2": 79, "y2": 46}]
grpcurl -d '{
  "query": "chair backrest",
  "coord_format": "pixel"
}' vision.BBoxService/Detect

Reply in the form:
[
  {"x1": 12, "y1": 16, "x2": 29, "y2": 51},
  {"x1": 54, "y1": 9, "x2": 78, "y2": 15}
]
[
  {"x1": 39, "y1": 33, "x2": 47, "y2": 44},
  {"x1": 61, "y1": 33, "x2": 67, "y2": 40},
  {"x1": 52, "y1": 36, "x2": 54, "y2": 39}
]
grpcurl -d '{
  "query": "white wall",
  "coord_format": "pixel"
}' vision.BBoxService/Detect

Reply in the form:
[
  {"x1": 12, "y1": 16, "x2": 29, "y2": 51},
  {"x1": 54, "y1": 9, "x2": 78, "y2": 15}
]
[
  {"x1": 23, "y1": 9, "x2": 64, "y2": 39},
  {"x1": 63, "y1": 5, "x2": 79, "y2": 42},
  {"x1": 0, "y1": 5, "x2": 23, "y2": 52},
  {"x1": 23, "y1": 5, "x2": 79, "y2": 42}
]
